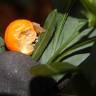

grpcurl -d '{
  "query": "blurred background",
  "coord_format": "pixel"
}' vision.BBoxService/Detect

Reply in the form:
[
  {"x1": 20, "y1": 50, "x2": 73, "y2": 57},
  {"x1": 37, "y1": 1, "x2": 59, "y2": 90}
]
[{"x1": 0, "y1": 0, "x2": 53, "y2": 37}]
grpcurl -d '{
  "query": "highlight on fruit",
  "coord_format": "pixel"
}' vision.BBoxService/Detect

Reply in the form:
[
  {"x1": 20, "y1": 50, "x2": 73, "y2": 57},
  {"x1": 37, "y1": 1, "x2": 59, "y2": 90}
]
[{"x1": 4, "y1": 19, "x2": 45, "y2": 55}]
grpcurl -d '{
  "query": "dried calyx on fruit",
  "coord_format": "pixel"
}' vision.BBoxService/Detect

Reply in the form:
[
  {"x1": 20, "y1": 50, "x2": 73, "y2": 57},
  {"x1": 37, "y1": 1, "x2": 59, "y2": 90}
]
[{"x1": 4, "y1": 19, "x2": 45, "y2": 55}]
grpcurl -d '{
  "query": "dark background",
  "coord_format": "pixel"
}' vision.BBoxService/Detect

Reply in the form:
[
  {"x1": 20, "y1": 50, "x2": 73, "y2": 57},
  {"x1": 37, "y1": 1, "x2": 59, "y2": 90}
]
[{"x1": 0, "y1": 0, "x2": 53, "y2": 37}]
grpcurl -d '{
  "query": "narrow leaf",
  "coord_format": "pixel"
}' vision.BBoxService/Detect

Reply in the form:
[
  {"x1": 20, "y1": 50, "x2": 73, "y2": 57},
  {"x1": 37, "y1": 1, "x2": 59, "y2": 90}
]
[
  {"x1": 30, "y1": 62, "x2": 75, "y2": 76},
  {"x1": 32, "y1": 9, "x2": 57, "y2": 60},
  {"x1": 56, "y1": 37, "x2": 96, "y2": 62},
  {"x1": 64, "y1": 53, "x2": 90, "y2": 66},
  {"x1": 46, "y1": 17, "x2": 87, "y2": 64},
  {"x1": 40, "y1": 12, "x2": 68, "y2": 64}
]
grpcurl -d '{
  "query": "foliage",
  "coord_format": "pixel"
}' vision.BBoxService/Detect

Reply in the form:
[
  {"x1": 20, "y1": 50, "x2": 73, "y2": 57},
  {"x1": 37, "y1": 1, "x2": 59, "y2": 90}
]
[
  {"x1": 32, "y1": 10, "x2": 57, "y2": 60},
  {"x1": 31, "y1": 1, "x2": 96, "y2": 95},
  {"x1": 0, "y1": 37, "x2": 5, "y2": 53},
  {"x1": 30, "y1": 62, "x2": 76, "y2": 76},
  {"x1": 31, "y1": 8, "x2": 96, "y2": 77},
  {"x1": 0, "y1": 0, "x2": 96, "y2": 95}
]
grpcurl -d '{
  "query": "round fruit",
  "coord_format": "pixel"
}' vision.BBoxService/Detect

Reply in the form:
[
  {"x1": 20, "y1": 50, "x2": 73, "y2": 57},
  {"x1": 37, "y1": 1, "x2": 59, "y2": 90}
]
[{"x1": 4, "y1": 19, "x2": 37, "y2": 55}]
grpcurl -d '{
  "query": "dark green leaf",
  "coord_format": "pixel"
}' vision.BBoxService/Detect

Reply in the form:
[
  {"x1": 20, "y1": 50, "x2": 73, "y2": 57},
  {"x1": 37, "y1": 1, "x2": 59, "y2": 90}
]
[
  {"x1": 32, "y1": 9, "x2": 57, "y2": 60},
  {"x1": 30, "y1": 62, "x2": 76, "y2": 76}
]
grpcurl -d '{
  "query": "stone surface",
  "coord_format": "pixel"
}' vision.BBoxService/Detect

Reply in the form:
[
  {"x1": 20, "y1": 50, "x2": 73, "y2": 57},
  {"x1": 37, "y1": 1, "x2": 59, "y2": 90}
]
[{"x1": 0, "y1": 51, "x2": 39, "y2": 96}]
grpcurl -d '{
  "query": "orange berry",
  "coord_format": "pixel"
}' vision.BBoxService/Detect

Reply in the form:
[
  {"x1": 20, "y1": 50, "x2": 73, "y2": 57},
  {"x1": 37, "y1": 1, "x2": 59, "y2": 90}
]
[{"x1": 4, "y1": 19, "x2": 37, "y2": 55}]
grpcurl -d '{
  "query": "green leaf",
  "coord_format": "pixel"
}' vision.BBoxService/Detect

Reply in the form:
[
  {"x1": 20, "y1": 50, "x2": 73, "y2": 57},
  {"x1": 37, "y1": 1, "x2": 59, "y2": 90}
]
[
  {"x1": 52, "y1": 28, "x2": 96, "y2": 80},
  {"x1": 87, "y1": 12, "x2": 96, "y2": 27},
  {"x1": 41, "y1": 16, "x2": 86, "y2": 64},
  {"x1": 40, "y1": 12, "x2": 68, "y2": 64},
  {"x1": 54, "y1": 26, "x2": 96, "y2": 63},
  {"x1": 63, "y1": 27, "x2": 94, "y2": 49},
  {"x1": 0, "y1": 37, "x2": 5, "y2": 53},
  {"x1": 89, "y1": 28, "x2": 96, "y2": 38},
  {"x1": 32, "y1": 9, "x2": 57, "y2": 60},
  {"x1": 0, "y1": 37, "x2": 4, "y2": 46},
  {"x1": 80, "y1": 0, "x2": 96, "y2": 15},
  {"x1": 56, "y1": 37, "x2": 96, "y2": 62},
  {"x1": 30, "y1": 62, "x2": 76, "y2": 76},
  {"x1": 64, "y1": 53, "x2": 90, "y2": 66}
]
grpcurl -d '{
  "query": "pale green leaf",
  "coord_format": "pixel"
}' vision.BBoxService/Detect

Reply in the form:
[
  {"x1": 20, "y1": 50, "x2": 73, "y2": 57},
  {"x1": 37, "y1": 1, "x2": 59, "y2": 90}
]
[
  {"x1": 41, "y1": 17, "x2": 86, "y2": 64},
  {"x1": 56, "y1": 37, "x2": 96, "y2": 62},
  {"x1": 64, "y1": 53, "x2": 90, "y2": 66}
]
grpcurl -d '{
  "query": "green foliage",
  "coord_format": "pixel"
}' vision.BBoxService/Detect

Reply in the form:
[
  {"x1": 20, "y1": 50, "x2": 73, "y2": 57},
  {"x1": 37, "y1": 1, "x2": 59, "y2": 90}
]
[
  {"x1": 41, "y1": 17, "x2": 87, "y2": 64},
  {"x1": 0, "y1": 0, "x2": 96, "y2": 95},
  {"x1": 80, "y1": 0, "x2": 96, "y2": 15},
  {"x1": 56, "y1": 37, "x2": 96, "y2": 62},
  {"x1": 0, "y1": 37, "x2": 5, "y2": 53},
  {"x1": 30, "y1": 1, "x2": 96, "y2": 86},
  {"x1": 87, "y1": 12, "x2": 96, "y2": 27},
  {"x1": 32, "y1": 10, "x2": 57, "y2": 60},
  {"x1": 30, "y1": 62, "x2": 75, "y2": 76},
  {"x1": 64, "y1": 53, "x2": 90, "y2": 66},
  {"x1": 41, "y1": 12, "x2": 68, "y2": 64},
  {"x1": 31, "y1": 9, "x2": 96, "y2": 77},
  {"x1": 80, "y1": 0, "x2": 96, "y2": 27}
]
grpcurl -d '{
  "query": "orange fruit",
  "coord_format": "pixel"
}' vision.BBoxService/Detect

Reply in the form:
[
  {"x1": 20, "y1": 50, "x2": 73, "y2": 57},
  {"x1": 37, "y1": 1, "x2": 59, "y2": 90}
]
[{"x1": 4, "y1": 19, "x2": 37, "y2": 55}]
